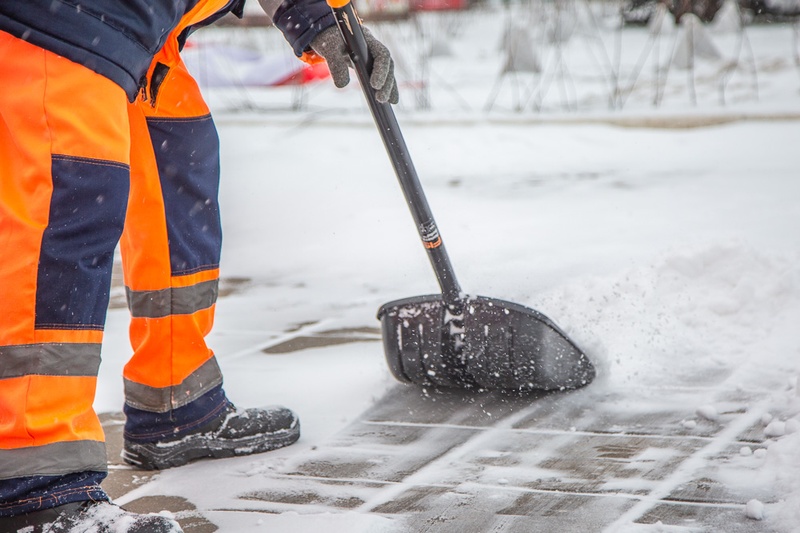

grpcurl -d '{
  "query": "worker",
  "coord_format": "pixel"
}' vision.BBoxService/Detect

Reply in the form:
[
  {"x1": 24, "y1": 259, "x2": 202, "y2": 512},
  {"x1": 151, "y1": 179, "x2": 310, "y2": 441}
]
[{"x1": 0, "y1": 0, "x2": 397, "y2": 531}]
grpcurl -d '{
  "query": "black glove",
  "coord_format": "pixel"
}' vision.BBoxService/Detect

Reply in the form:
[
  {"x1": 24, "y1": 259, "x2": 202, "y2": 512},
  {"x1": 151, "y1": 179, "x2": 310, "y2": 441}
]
[{"x1": 310, "y1": 25, "x2": 399, "y2": 105}]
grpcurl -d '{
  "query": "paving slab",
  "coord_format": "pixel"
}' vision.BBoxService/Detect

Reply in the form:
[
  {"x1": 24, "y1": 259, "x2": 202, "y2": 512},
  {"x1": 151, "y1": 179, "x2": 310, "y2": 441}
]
[{"x1": 102, "y1": 379, "x2": 778, "y2": 532}]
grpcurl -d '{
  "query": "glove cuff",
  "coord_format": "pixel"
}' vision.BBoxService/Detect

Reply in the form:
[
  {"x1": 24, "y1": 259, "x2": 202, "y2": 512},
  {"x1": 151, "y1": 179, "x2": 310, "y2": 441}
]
[{"x1": 299, "y1": 50, "x2": 326, "y2": 65}]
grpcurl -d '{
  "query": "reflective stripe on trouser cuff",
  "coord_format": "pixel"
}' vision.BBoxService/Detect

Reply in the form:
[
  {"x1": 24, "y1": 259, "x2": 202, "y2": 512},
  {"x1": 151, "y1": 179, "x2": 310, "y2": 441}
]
[
  {"x1": 126, "y1": 279, "x2": 219, "y2": 319},
  {"x1": 0, "y1": 441, "x2": 107, "y2": 480},
  {"x1": 123, "y1": 356, "x2": 223, "y2": 413},
  {"x1": 0, "y1": 343, "x2": 101, "y2": 379}
]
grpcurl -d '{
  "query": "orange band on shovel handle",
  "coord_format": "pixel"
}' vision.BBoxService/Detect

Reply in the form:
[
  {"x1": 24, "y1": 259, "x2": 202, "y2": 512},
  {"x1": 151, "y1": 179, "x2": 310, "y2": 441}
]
[{"x1": 326, "y1": 0, "x2": 350, "y2": 7}]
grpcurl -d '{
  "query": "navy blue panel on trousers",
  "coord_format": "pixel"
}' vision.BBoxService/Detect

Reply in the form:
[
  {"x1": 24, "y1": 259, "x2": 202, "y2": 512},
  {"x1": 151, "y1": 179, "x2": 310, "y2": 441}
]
[
  {"x1": 35, "y1": 155, "x2": 130, "y2": 330},
  {"x1": 146, "y1": 115, "x2": 222, "y2": 276},
  {"x1": 0, "y1": 471, "x2": 108, "y2": 517},
  {"x1": 123, "y1": 385, "x2": 228, "y2": 443}
]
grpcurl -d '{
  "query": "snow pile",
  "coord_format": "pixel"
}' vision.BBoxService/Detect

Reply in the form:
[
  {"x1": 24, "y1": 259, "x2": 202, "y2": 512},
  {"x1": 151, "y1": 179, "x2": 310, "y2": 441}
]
[{"x1": 538, "y1": 241, "x2": 800, "y2": 392}]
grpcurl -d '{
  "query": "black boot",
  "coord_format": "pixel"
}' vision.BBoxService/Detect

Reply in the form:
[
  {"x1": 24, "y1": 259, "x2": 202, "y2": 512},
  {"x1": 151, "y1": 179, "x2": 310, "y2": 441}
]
[
  {"x1": 122, "y1": 404, "x2": 300, "y2": 470},
  {"x1": 0, "y1": 500, "x2": 183, "y2": 533}
]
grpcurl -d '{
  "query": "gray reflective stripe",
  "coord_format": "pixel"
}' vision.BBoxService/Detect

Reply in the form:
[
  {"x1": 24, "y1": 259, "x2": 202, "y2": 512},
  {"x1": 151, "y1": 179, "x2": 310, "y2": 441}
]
[
  {"x1": 126, "y1": 279, "x2": 219, "y2": 318},
  {"x1": 124, "y1": 357, "x2": 223, "y2": 413},
  {"x1": 0, "y1": 440, "x2": 107, "y2": 480},
  {"x1": 0, "y1": 343, "x2": 101, "y2": 379}
]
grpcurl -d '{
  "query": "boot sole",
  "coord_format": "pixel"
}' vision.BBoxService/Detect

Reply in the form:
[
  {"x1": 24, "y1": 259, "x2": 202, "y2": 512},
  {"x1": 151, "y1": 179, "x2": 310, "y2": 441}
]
[{"x1": 122, "y1": 423, "x2": 301, "y2": 470}]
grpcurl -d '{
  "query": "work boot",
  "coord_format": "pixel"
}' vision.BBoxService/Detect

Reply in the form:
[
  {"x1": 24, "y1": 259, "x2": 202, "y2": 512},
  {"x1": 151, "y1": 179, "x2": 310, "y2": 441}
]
[
  {"x1": 122, "y1": 403, "x2": 300, "y2": 470},
  {"x1": 0, "y1": 500, "x2": 182, "y2": 533}
]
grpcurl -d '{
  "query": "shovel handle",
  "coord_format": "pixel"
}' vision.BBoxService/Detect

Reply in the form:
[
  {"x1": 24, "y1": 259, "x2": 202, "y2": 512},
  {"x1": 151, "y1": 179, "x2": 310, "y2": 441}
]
[{"x1": 326, "y1": 0, "x2": 463, "y2": 306}]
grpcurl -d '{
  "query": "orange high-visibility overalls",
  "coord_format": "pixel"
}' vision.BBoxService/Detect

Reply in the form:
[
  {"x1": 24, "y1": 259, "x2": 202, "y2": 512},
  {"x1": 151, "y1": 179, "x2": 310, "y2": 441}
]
[{"x1": 0, "y1": 0, "x2": 232, "y2": 505}]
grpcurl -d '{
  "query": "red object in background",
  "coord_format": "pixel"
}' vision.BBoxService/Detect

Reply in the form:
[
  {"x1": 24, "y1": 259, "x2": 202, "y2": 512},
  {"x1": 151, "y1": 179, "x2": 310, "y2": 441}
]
[
  {"x1": 410, "y1": 0, "x2": 466, "y2": 11},
  {"x1": 273, "y1": 61, "x2": 331, "y2": 86}
]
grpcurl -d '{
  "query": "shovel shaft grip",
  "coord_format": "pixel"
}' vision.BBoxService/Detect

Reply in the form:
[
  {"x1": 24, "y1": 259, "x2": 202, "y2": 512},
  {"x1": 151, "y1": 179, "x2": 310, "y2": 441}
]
[{"x1": 328, "y1": 2, "x2": 462, "y2": 305}]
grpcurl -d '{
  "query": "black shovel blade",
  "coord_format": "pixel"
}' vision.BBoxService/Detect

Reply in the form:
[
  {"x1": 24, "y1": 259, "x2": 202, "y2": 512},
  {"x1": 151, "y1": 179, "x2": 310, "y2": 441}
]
[{"x1": 378, "y1": 295, "x2": 595, "y2": 391}]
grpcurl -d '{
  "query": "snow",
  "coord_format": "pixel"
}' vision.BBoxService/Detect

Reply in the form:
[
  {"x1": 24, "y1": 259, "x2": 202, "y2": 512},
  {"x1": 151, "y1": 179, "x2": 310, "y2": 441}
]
[
  {"x1": 746, "y1": 499, "x2": 765, "y2": 520},
  {"x1": 94, "y1": 4, "x2": 800, "y2": 532},
  {"x1": 696, "y1": 405, "x2": 719, "y2": 421},
  {"x1": 765, "y1": 419, "x2": 787, "y2": 437}
]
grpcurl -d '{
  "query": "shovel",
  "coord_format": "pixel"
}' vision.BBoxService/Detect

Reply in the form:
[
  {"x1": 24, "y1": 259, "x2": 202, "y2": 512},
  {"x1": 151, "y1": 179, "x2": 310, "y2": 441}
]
[{"x1": 327, "y1": 0, "x2": 596, "y2": 391}]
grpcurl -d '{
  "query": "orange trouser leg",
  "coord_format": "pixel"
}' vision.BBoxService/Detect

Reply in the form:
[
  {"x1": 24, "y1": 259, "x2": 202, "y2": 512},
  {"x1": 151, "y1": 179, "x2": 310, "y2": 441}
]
[
  {"x1": 121, "y1": 49, "x2": 224, "y2": 414},
  {"x1": 0, "y1": 31, "x2": 130, "y2": 479}
]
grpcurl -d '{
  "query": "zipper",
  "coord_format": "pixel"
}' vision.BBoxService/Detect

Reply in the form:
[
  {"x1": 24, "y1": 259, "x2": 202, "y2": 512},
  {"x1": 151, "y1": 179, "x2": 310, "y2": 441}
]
[
  {"x1": 137, "y1": 74, "x2": 149, "y2": 103},
  {"x1": 148, "y1": 63, "x2": 171, "y2": 108}
]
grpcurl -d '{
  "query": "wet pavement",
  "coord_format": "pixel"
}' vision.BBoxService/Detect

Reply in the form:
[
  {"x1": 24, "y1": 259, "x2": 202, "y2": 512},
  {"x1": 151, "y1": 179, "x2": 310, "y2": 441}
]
[{"x1": 102, "y1": 374, "x2": 781, "y2": 532}]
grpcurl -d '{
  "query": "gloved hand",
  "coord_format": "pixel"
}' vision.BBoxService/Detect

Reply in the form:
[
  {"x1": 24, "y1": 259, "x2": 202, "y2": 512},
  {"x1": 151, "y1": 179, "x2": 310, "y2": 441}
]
[{"x1": 309, "y1": 25, "x2": 399, "y2": 105}]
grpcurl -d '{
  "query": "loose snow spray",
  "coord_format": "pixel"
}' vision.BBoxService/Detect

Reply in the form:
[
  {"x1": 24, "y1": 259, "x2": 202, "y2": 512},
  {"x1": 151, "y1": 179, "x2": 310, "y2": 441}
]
[{"x1": 536, "y1": 241, "x2": 800, "y2": 394}]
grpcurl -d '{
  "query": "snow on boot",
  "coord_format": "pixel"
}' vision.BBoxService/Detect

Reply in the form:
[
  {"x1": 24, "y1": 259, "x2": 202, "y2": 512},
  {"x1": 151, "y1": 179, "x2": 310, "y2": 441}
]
[
  {"x1": 0, "y1": 500, "x2": 183, "y2": 533},
  {"x1": 122, "y1": 404, "x2": 300, "y2": 470}
]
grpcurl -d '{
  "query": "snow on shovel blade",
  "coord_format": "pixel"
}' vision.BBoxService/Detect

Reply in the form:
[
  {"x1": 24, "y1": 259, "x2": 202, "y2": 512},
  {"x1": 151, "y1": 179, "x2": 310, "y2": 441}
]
[{"x1": 378, "y1": 295, "x2": 595, "y2": 391}]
